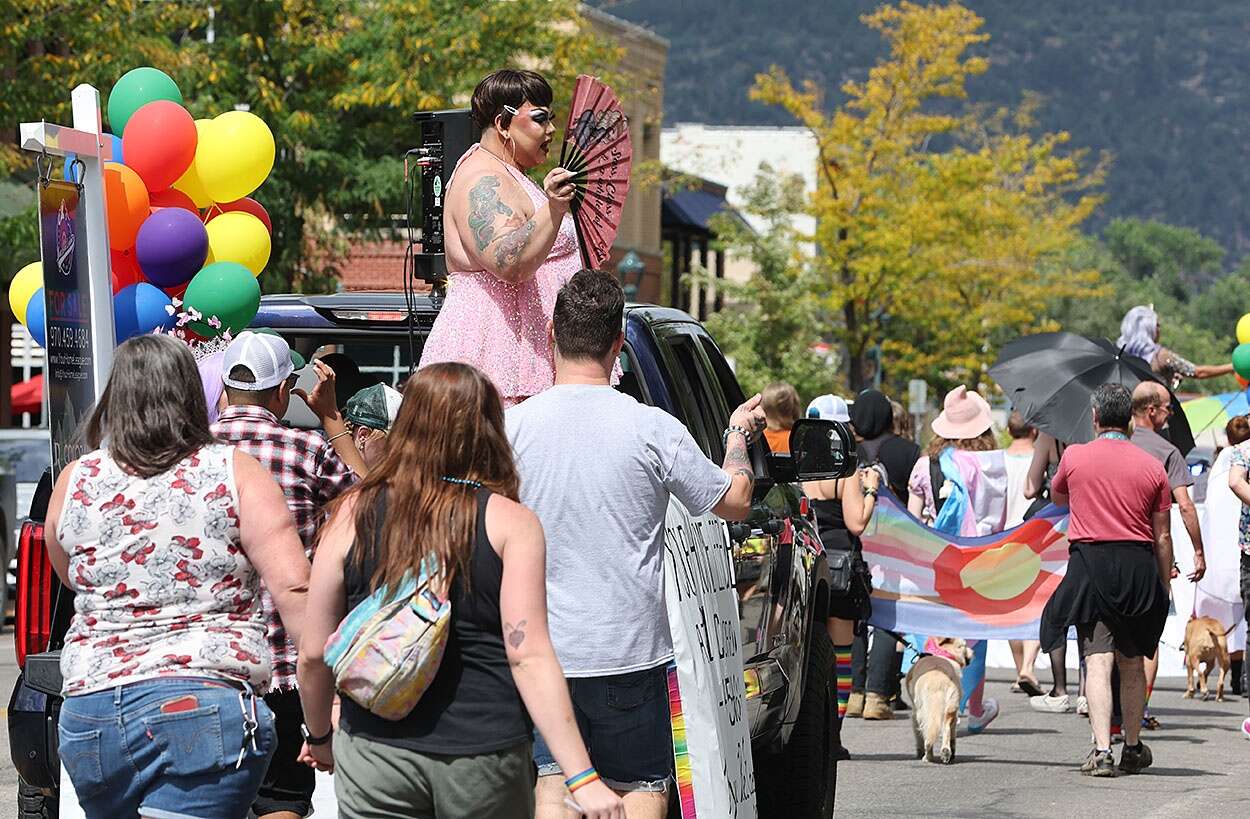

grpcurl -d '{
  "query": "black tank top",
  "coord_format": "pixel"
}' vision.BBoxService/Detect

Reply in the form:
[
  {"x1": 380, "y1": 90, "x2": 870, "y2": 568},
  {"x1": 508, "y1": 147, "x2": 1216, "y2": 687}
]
[
  {"x1": 338, "y1": 488, "x2": 531, "y2": 754},
  {"x1": 811, "y1": 482, "x2": 860, "y2": 553}
]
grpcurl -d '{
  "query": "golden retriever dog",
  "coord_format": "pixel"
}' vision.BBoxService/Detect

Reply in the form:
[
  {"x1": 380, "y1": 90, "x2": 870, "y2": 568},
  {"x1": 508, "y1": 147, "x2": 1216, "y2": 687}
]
[
  {"x1": 906, "y1": 637, "x2": 973, "y2": 764},
  {"x1": 1183, "y1": 615, "x2": 1230, "y2": 702}
]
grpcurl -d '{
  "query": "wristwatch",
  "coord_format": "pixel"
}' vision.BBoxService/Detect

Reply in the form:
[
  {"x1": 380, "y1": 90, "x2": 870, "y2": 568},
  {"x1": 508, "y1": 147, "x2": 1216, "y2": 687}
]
[{"x1": 301, "y1": 723, "x2": 333, "y2": 746}]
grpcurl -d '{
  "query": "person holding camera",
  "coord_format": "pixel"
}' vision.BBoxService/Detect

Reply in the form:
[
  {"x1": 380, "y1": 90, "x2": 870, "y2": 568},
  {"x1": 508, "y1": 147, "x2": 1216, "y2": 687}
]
[{"x1": 804, "y1": 399, "x2": 881, "y2": 757}]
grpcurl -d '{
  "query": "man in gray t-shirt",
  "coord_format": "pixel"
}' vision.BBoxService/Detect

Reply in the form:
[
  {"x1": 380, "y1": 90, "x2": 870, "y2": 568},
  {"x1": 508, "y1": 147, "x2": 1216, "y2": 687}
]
[
  {"x1": 508, "y1": 270, "x2": 764, "y2": 817},
  {"x1": 1129, "y1": 381, "x2": 1206, "y2": 731}
]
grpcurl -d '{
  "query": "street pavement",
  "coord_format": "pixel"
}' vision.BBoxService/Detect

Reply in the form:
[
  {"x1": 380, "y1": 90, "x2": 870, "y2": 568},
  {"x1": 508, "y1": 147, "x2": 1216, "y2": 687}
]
[
  {"x1": 0, "y1": 631, "x2": 1244, "y2": 818},
  {"x1": 837, "y1": 672, "x2": 1248, "y2": 817}
]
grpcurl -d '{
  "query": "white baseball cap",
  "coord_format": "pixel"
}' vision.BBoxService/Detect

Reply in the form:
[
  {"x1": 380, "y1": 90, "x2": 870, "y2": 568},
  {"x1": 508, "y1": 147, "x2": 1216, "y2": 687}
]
[
  {"x1": 222, "y1": 331, "x2": 295, "y2": 391},
  {"x1": 806, "y1": 394, "x2": 851, "y2": 423}
]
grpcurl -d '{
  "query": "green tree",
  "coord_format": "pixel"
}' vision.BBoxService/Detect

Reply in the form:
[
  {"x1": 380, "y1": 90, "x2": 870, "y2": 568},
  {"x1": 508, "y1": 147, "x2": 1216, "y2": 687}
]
[
  {"x1": 751, "y1": 1, "x2": 1104, "y2": 393},
  {"x1": 700, "y1": 167, "x2": 831, "y2": 399},
  {"x1": 1, "y1": 1, "x2": 620, "y2": 292}
]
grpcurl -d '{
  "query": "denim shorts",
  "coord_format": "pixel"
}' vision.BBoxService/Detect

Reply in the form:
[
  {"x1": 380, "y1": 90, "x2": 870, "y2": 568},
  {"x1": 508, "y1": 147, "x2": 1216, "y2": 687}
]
[
  {"x1": 532, "y1": 664, "x2": 672, "y2": 792},
  {"x1": 58, "y1": 677, "x2": 276, "y2": 819}
]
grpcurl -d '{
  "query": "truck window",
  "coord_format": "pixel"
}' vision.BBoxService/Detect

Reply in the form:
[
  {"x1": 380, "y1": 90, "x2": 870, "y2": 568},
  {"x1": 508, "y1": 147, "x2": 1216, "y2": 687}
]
[
  {"x1": 664, "y1": 333, "x2": 725, "y2": 462},
  {"x1": 615, "y1": 344, "x2": 649, "y2": 404},
  {"x1": 699, "y1": 336, "x2": 747, "y2": 409}
]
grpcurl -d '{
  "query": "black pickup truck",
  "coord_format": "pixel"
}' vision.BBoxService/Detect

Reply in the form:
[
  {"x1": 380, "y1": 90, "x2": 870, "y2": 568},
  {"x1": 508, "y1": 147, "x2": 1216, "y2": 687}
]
[{"x1": 9, "y1": 292, "x2": 848, "y2": 818}]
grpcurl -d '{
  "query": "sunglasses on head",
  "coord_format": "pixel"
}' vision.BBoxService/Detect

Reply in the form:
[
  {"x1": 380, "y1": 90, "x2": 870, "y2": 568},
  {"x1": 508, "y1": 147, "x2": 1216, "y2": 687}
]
[{"x1": 503, "y1": 104, "x2": 553, "y2": 125}]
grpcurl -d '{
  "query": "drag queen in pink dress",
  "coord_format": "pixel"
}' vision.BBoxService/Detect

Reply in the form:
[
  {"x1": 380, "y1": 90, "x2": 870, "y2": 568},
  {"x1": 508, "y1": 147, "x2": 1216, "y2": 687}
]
[{"x1": 420, "y1": 69, "x2": 582, "y2": 406}]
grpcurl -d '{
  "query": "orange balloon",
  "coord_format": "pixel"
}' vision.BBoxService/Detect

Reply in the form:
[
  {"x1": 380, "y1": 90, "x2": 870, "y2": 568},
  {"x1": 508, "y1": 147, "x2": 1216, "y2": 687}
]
[
  {"x1": 103, "y1": 162, "x2": 150, "y2": 250},
  {"x1": 1238, "y1": 375, "x2": 1248, "y2": 389},
  {"x1": 149, "y1": 187, "x2": 199, "y2": 214}
]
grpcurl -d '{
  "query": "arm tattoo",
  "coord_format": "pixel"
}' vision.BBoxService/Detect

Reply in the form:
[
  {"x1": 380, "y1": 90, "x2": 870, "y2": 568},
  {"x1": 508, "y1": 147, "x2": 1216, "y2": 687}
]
[
  {"x1": 723, "y1": 433, "x2": 754, "y2": 484},
  {"x1": 504, "y1": 620, "x2": 527, "y2": 649},
  {"x1": 495, "y1": 219, "x2": 536, "y2": 273},
  {"x1": 467, "y1": 176, "x2": 513, "y2": 251}
]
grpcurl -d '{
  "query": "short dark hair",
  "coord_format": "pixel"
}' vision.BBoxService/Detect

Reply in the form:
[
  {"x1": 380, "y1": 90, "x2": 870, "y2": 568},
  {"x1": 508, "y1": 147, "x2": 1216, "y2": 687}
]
[
  {"x1": 1092, "y1": 383, "x2": 1132, "y2": 431},
  {"x1": 471, "y1": 69, "x2": 554, "y2": 131},
  {"x1": 1007, "y1": 411, "x2": 1035, "y2": 440},
  {"x1": 223, "y1": 364, "x2": 279, "y2": 406},
  {"x1": 85, "y1": 334, "x2": 216, "y2": 478},
  {"x1": 1227, "y1": 415, "x2": 1250, "y2": 446},
  {"x1": 553, "y1": 269, "x2": 625, "y2": 362}
]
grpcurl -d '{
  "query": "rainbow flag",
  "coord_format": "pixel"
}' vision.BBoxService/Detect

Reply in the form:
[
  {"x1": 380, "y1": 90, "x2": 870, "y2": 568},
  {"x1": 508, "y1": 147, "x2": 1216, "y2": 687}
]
[
  {"x1": 861, "y1": 491, "x2": 1070, "y2": 640},
  {"x1": 667, "y1": 663, "x2": 697, "y2": 818}
]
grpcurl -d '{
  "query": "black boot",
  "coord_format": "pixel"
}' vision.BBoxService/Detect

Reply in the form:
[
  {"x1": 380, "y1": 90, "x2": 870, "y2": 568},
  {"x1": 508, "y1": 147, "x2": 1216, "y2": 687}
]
[
  {"x1": 1232, "y1": 658, "x2": 1244, "y2": 696},
  {"x1": 832, "y1": 710, "x2": 852, "y2": 762}
]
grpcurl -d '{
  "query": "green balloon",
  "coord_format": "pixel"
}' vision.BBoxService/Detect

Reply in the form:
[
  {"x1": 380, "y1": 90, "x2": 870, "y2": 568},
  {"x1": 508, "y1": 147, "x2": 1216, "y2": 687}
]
[
  {"x1": 184, "y1": 262, "x2": 260, "y2": 337},
  {"x1": 107, "y1": 67, "x2": 183, "y2": 135},
  {"x1": 1233, "y1": 343, "x2": 1250, "y2": 380}
]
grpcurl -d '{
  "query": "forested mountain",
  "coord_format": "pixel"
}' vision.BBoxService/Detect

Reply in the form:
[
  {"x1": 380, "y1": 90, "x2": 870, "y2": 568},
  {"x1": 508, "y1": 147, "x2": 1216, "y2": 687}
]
[{"x1": 591, "y1": 0, "x2": 1250, "y2": 258}]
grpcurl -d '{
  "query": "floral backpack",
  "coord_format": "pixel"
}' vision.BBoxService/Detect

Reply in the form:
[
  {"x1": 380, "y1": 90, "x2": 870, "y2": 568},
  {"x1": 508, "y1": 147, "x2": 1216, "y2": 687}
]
[{"x1": 324, "y1": 558, "x2": 451, "y2": 721}]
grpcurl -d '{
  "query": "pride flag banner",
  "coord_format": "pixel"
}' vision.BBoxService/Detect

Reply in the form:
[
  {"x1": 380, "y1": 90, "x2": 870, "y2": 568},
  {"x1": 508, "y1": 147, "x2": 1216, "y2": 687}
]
[{"x1": 861, "y1": 491, "x2": 1071, "y2": 640}]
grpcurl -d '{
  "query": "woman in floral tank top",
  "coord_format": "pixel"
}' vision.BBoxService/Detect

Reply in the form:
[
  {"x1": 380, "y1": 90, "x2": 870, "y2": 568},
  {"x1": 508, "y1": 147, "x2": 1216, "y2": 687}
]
[{"x1": 44, "y1": 335, "x2": 310, "y2": 819}]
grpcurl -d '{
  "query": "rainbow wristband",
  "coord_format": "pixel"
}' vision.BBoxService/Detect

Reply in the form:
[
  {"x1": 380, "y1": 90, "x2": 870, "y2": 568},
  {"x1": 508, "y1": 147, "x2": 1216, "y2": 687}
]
[{"x1": 565, "y1": 767, "x2": 600, "y2": 793}]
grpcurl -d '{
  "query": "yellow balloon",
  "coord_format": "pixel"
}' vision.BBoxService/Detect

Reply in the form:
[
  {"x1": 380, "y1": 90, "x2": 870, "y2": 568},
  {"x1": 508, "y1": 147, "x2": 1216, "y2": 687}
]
[
  {"x1": 196, "y1": 111, "x2": 275, "y2": 204},
  {"x1": 205, "y1": 211, "x2": 271, "y2": 276},
  {"x1": 172, "y1": 119, "x2": 217, "y2": 208},
  {"x1": 1237, "y1": 313, "x2": 1250, "y2": 345},
  {"x1": 8, "y1": 261, "x2": 42, "y2": 326}
]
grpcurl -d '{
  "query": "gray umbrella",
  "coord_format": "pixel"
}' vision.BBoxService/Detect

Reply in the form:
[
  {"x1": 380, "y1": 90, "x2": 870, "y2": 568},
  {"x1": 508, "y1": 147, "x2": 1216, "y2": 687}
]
[{"x1": 989, "y1": 332, "x2": 1194, "y2": 454}]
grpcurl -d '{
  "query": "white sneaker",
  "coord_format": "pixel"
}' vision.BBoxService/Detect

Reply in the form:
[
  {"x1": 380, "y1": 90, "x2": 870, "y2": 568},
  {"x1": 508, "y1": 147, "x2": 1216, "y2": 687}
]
[
  {"x1": 1076, "y1": 696, "x2": 1089, "y2": 716},
  {"x1": 967, "y1": 698, "x2": 999, "y2": 734},
  {"x1": 1029, "y1": 693, "x2": 1072, "y2": 713}
]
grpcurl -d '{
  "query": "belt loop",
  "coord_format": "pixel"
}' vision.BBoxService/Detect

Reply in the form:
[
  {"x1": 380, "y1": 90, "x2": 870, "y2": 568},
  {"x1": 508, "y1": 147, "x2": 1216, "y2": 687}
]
[{"x1": 114, "y1": 684, "x2": 123, "y2": 708}]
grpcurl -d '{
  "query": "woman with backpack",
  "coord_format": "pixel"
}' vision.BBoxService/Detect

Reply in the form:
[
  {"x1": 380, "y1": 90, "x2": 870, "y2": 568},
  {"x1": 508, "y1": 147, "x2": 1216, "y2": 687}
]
[
  {"x1": 907, "y1": 385, "x2": 1009, "y2": 734},
  {"x1": 296, "y1": 362, "x2": 623, "y2": 819}
]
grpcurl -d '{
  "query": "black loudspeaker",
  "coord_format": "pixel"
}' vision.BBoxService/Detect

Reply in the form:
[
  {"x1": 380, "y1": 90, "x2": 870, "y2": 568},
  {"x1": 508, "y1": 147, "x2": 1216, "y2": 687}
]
[{"x1": 407, "y1": 109, "x2": 480, "y2": 288}]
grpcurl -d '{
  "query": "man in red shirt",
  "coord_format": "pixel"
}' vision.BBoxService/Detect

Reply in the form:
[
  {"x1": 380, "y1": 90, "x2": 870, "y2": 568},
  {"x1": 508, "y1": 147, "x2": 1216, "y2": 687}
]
[{"x1": 1039, "y1": 383, "x2": 1173, "y2": 778}]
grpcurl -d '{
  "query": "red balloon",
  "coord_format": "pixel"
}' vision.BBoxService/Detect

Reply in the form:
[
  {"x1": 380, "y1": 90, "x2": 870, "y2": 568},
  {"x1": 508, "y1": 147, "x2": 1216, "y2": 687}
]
[
  {"x1": 122, "y1": 100, "x2": 197, "y2": 192},
  {"x1": 149, "y1": 187, "x2": 199, "y2": 214},
  {"x1": 163, "y1": 281, "x2": 190, "y2": 300},
  {"x1": 111, "y1": 247, "x2": 145, "y2": 293},
  {"x1": 1238, "y1": 375, "x2": 1249, "y2": 389},
  {"x1": 206, "y1": 197, "x2": 272, "y2": 234}
]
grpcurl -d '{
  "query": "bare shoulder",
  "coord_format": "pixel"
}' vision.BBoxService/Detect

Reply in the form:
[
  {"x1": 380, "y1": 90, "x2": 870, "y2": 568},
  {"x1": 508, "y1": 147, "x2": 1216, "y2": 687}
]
[{"x1": 484, "y1": 493, "x2": 543, "y2": 548}]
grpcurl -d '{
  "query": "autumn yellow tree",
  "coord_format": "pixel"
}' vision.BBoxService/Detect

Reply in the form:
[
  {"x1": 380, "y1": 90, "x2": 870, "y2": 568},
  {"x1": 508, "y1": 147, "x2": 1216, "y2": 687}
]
[{"x1": 751, "y1": 1, "x2": 1105, "y2": 392}]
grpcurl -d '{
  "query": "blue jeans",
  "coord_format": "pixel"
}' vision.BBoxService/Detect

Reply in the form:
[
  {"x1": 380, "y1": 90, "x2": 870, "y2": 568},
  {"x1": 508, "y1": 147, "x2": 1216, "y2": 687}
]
[
  {"x1": 58, "y1": 677, "x2": 276, "y2": 819},
  {"x1": 532, "y1": 665, "x2": 672, "y2": 792}
]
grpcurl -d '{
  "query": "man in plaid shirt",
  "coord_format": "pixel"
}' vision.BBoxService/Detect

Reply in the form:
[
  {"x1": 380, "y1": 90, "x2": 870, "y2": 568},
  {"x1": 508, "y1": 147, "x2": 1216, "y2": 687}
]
[{"x1": 214, "y1": 331, "x2": 361, "y2": 819}]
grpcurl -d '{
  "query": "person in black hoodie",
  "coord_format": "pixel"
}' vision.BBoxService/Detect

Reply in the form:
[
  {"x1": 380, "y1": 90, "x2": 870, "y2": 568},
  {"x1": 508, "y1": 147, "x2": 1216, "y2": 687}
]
[{"x1": 845, "y1": 390, "x2": 922, "y2": 719}]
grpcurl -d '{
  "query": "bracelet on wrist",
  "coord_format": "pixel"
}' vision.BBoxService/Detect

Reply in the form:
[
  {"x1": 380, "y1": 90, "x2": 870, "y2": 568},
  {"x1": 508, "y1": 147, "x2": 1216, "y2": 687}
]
[
  {"x1": 565, "y1": 767, "x2": 600, "y2": 793},
  {"x1": 326, "y1": 430, "x2": 351, "y2": 444},
  {"x1": 862, "y1": 486, "x2": 878, "y2": 498},
  {"x1": 300, "y1": 723, "x2": 333, "y2": 746},
  {"x1": 722, "y1": 425, "x2": 752, "y2": 448}
]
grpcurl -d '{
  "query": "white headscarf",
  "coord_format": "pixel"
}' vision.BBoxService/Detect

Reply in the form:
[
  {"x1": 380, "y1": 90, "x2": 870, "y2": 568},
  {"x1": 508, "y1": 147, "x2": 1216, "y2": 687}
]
[{"x1": 1116, "y1": 305, "x2": 1160, "y2": 362}]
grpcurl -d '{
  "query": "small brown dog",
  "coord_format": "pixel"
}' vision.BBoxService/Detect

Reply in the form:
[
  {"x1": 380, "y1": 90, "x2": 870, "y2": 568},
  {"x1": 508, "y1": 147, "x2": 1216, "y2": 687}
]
[
  {"x1": 906, "y1": 637, "x2": 973, "y2": 764},
  {"x1": 1183, "y1": 615, "x2": 1230, "y2": 702}
]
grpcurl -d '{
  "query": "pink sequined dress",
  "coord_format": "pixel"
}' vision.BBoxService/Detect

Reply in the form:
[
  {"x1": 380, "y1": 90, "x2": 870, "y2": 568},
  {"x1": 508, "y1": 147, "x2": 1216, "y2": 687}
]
[{"x1": 420, "y1": 145, "x2": 582, "y2": 405}]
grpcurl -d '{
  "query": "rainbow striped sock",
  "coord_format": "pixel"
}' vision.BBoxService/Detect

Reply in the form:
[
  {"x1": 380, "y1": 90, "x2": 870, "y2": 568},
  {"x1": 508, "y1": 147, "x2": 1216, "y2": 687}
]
[{"x1": 834, "y1": 645, "x2": 853, "y2": 720}]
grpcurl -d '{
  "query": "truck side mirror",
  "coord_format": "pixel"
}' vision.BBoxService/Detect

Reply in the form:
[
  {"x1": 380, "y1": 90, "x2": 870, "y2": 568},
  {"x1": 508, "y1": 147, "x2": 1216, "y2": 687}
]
[{"x1": 787, "y1": 419, "x2": 858, "y2": 481}]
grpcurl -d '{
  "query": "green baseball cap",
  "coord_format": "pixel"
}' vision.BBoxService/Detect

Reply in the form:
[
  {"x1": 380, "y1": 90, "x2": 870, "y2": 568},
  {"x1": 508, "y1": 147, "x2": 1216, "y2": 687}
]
[{"x1": 345, "y1": 384, "x2": 403, "y2": 432}]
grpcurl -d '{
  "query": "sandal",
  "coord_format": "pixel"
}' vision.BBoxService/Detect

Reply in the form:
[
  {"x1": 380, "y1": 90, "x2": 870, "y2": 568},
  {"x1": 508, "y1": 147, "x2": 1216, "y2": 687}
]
[{"x1": 1015, "y1": 677, "x2": 1045, "y2": 698}]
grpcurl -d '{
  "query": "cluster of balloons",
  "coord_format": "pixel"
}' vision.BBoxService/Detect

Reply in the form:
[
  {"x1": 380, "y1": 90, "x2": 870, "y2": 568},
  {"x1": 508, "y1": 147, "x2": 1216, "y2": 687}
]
[
  {"x1": 10, "y1": 66, "x2": 276, "y2": 348},
  {"x1": 1234, "y1": 314, "x2": 1250, "y2": 388}
]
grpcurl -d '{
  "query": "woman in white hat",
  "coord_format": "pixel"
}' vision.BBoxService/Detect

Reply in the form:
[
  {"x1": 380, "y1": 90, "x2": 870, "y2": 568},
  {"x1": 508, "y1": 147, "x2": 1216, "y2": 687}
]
[
  {"x1": 907, "y1": 385, "x2": 1009, "y2": 734},
  {"x1": 803, "y1": 395, "x2": 879, "y2": 758}
]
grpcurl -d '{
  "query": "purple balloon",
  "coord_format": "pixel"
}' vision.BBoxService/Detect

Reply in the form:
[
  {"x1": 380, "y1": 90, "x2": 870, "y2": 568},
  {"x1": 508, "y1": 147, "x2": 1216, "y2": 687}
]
[{"x1": 135, "y1": 208, "x2": 208, "y2": 288}]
